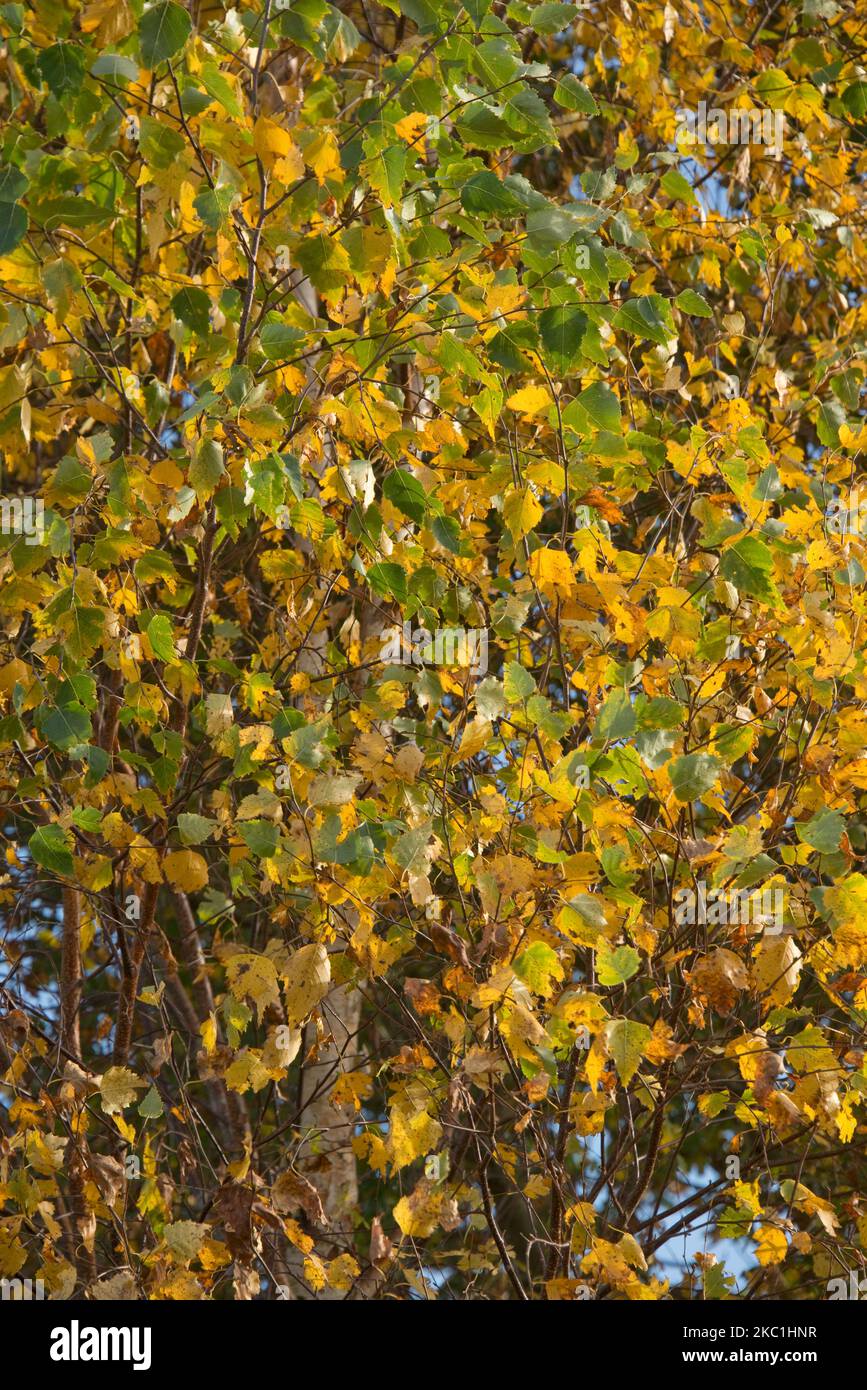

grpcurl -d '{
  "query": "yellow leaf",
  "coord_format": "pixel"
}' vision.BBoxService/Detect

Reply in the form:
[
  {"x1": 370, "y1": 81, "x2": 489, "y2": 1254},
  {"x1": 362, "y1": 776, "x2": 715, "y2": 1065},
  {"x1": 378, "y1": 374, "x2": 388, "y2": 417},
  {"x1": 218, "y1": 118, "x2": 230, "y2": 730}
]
[
  {"x1": 606, "y1": 1018, "x2": 651, "y2": 1087},
  {"x1": 330, "y1": 1070, "x2": 373, "y2": 1111},
  {"x1": 393, "y1": 1184, "x2": 440, "y2": 1238},
  {"x1": 163, "y1": 849, "x2": 209, "y2": 892},
  {"x1": 200, "y1": 1014, "x2": 217, "y2": 1055},
  {"x1": 506, "y1": 384, "x2": 550, "y2": 416},
  {"x1": 0, "y1": 1235, "x2": 26, "y2": 1277},
  {"x1": 205, "y1": 692, "x2": 234, "y2": 735},
  {"x1": 284, "y1": 1218, "x2": 314, "y2": 1253},
  {"x1": 499, "y1": 1000, "x2": 550, "y2": 1062},
  {"x1": 328, "y1": 1253, "x2": 360, "y2": 1289},
  {"x1": 753, "y1": 1225, "x2": 788, "y2": 1266},
  {"x1": 226, "y1": 952, "x2": 281, "y2": 1019},
  {"x1": 394, "y1": 111, "x2": 428, "y2": 142},
  {"x1": 178, "y1": 180, "x2": 201, "y2": 234},
  {"x1": 305, "y1": 131, "x2": 342, "y2": 183},
  {"x1": 455, "y1": 716, "x2": 492, "y2": 762},
  {"x1": 100, "y1": 1066, "x2": 146, "y2": 1115},
  {"x1": 253, "y1": 116, "x2": 295, "y2": 166},
  {"x1": 281, "y1": 942, "x2": 331, "y2": 1027},
  {"x1": 225, "y1": 1049, "x2": 272, "y2": 1094},
  {"x1": 303, "y1": 1253, "x2": 328, "y2": 1291},
  {"x1": 164, "y1": 1220, "x2": 209, "y2": 1263},
  {"x1": 752, "y1": 934, "x2": 803, "y2": 1009},
  {"x1": 503, "y1": 486, "x2": 543, "y2": 539},
  {"x1": 528, "y1": 547, "x2": 576, "y2": 599},
  {"x1": 388, "y1": 1080, "x2": 443, "y2": 1171},
  {"x1": 199, "y1": 1238, "x2": 232, "y2": 1271}
]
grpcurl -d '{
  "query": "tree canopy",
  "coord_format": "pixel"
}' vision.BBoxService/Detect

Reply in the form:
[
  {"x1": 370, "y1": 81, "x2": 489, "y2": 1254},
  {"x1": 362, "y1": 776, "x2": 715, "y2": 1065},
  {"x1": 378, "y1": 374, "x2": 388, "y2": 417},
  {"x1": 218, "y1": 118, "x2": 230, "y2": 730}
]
[{"x1": 1, "y1": 0, "x2": 867, "y2": 1301}]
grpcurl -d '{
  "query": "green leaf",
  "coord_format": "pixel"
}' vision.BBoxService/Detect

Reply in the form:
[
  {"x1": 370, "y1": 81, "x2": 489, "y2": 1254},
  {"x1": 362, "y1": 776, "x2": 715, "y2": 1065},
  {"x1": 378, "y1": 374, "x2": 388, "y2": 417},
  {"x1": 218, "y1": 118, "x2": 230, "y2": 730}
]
[
  {"x1": 139, "y1": 0, "x2": 192, "y2": 69},
  {"x1": 613, "y1": 295, "x2": 675, "y2": 346},
  {"x1": 431, "y1": 513, "x2": 461, "y2": 553},
  {"x1": 171, "y1": 286, "x2": 211, "y2": 336},
  {"x1": 367, "y1": 562, "x2": 408, "y2": 603},
  {"x1": 575, "y1": 381, "x2": 621, "y2": 432},
  {"x1": 669, "y1": 753, "x2": 722, "y2": 803},
  {"x1": 361, "y1": 143, "x2": 406, "y2": 207},
  {"x1": 198, "y1": 63, "x2": 244, "y2": 118},
  {"x1": 238, "y1": 820, "x2": 279, "y2": 858},
  {"x1": 539, "y1": 305, "x2": 589, "y2": 370},
  {"x1": 90, "y1": 53, "x2": 140, "y2": 83},
  {"x1": 295, "y1": 231, "x2": 351, "y2": 295},
  {"x1": 504, "y1": 660, "x2": 535, "y2": 702},
  {"x1": 460, "y1": 170, "x2": 526, "y2": 218},
  {"x1": 530, "y1": 1, "x2": 577, "y2": 32},
  {"x1": 0, "y1": 201, "x2": 27, "y2": 254},
  {"x1": 514, "y1": 941, "x2": 563, "y2": 995},
  {"x1": 754, "y1": 68, "x2": 792, "y2": 110},
  {"x1": 177, "y1": 813, "x2": 216, "y2": 846},
  {"x1": 456, "y1": 102, "x2": 519, "y2": 151},
  {"x1": 85, "y1": 742, "x2": 110, "y2": 781},
  {"x1": 138, "y1": 1085, "x2": 165, "y2": 1119},
  {"x1": 40, "y1": 703, "x2": 92, "y2": 751},
  {"x1": 733, "y1": 854, "x2": 778, "y2": 890},
  {"x1": 139, "y1": 115, "x2": 186, "y2": 168},
  {"x1": 44, "y1": 258, "x2": 83, "y2": 317},
  {"x1": 596, "y1": 943, "x2": 640, "y2": 986},
  {"x1": 841, "y1": 80, "x2": 867, "y2": 120},
  {"x1": 194, "y1": 185, "x2": 235, "y2": 230},
  {"x1": 396, "y1": 0, "x2": 441, "y2": 32},
  {"x1": 215, "y1": 486, "x2": 248, "y2": 539},
  {"x1": 0, "y1": 165, "x2": 28, "y2": 201},
  {"x1": 594, "y1": 687, "x2": 636, "y2": 741},
  {"x1": 703, "y1": 1260, "x2": 734, "y2": 1300},
  {"x1": 244, "y1": 453, "x2": 285, "y2": 521},
  {"x1": 189, "y1": 437, "x2": 225, "y2": 502},
  {"x1": 471, "y1": 36, "x2": 521, "y2": 89},
  {"x1": 36, "y1": 43, "x2": 86, "y2": 96},
  {"x1": 504, "y1": 88, "x2": 558, "y2": 149},
  {"x1": 525, "y1": 205, "x2": 584, "y2": 255},
  {"x1": 607, "y1": 1018, "x2": 651, "y2": 1085},
  {"x1": 660, "y1": 168, "x2": 696, "y2": 205},
  {"x1": 29, "y1": 824, "x2": 74, "y2": 877},
  {"x1": 38, "y1": 198, "x2": 115, "y2": 230},
  {"x1": 567, "y1": 894, "x2": 608, "y2": 931},
  {"x1": 553, "y1": 73, "x2": 598, "y2": 114},
  {"x1": 383, "y1": 468, "x2": 427, "y2": 525},
  {"x1": 475, "y1": 677, "x2": 506, "y2": 720},
  {"x1": 675, "y1": 288, "x2": 713, "y2": 317},
  {"x1": 817, "y1": 398, "x2": 846, "y2": 447},
  {"x1": 796, "y1": 807, "x2": 844, "y2": 855},
  {"x1": 260, "y1": 319, "x2": 306, "y2": 362},
  {"x1": 719, "y1": 536, "x2": 780, "y2": 606},
  {"x1": 144, "y1": 613, "x2": 177, "y2": 663}
]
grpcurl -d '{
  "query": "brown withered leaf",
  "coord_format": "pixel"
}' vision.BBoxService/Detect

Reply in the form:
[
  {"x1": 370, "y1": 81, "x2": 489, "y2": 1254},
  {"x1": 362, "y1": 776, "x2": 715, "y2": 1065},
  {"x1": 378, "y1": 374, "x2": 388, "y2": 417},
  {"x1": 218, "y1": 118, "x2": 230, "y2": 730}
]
[
  {"x1": 688, "y1": 949, "x2": 750, "y2": 1016},
  {"x1": 271, "y1": 1169, "x2": 329, "y2": 1228},
  {"x1": 403, "y1": 977, "x2": 441, "y2": 1016}
]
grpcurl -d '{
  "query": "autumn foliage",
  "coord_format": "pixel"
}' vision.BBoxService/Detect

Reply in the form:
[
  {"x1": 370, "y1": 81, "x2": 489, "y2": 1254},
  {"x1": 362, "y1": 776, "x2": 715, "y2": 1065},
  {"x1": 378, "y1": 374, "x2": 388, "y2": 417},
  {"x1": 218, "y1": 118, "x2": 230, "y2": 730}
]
[{"x1": 1, "y1": 0, "x2": 867, "y2": 1301}]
